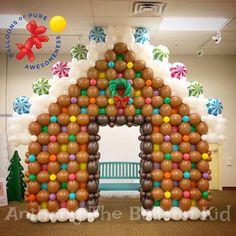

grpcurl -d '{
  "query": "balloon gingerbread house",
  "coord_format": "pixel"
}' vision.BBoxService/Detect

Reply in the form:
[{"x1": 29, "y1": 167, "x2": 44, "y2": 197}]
[{"x1": 9, "y1": 26, "x2": 226, "y2": 223}]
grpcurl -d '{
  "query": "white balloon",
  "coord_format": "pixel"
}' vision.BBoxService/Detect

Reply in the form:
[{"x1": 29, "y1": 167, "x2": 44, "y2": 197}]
[
  {"x1": 75, "y1": 208, "x2": 88, "y2": 221},
  {"x1": 38, "y1": 209, "x2": 49, "y2": 223},
  {"x1": 56, "y1": 208, "x2": 69, "y2": 222}
]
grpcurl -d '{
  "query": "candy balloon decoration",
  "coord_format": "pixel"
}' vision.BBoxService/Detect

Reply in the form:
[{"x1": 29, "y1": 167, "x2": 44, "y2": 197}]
[
  {"x1": 134, "y1": 27, "x2": 150, "y2": 44},
  {"x1": 9, "y1": 26, "x2": 226, "y2": 223},
  {"x1": 89, "y1": 26, "x2": 106, "y2": 43},
  {"x1": 13, "y1": 96, "x2": 31, "y2": 114},
  {"x1": 206, "y1": 98, "x2": 223, "y2": 116},
  {"x1": 52, "y1": 61, "x2": 70, "y2": 78},
  {"x1": 71, "y1": 44, "x2": 88, "y2": 60},
  {"x1": 153, "y1": 45, "x2": 170, "y2": 62},
  {"x1": 188, "y1": 81, "x2": 203, "y2": 97},
  {"x1": 33, "y1": 78, "x2": 51, "y2": 95}
]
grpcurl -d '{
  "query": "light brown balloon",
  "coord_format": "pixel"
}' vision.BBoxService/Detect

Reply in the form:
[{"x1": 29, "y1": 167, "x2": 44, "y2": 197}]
[
  {"x1": 77, "y1": 77, "x2": 90, "y2": 88},
  {"x1": 56, "y1": 170, "x2": 69, "y2": 183},
  {"x1": 170, "y1": 114, "x2": 182, "y2": 126},
  {"x1": 57, "y1": 132, "x2": 69, "y2": 144},
  {"x1": 178, "y1": 104, "x2": 190, "y2": 116},
  {"x1": 190, "y1": 169, "x2": 202, "y2": 181},
  {"x1": 170, "y1": 133, "x2": 182, "y2": 144},
  {"x1": 48, "y1": 161, "x2": 60, "y2": 174},
  {"x1": 124, "y1": 104, "x2": 135, "y2": 116},
  {"x1": 37, "y1": 171, "x2": 50, "y2": 183},
  {"x1": 48, "y1": 103, "x2": 62, "y2": 116},
  {"x1": 56, "y1": 189, "x2": 69, "y2": 202},
  {"x1": 197, "y1": 141, "x2": 209, "y2": 153},
  {"x1": 76, "y1": 170, "x2": 89, "y2": 182},
  {"x1": 189, "y1": 113, "x2": 201, "y2": 125},
  {"x1": 29, "y1": 122, "x2": 41, "y2": 135},
  {"x1": 171, "y1": 169, "x2": 183, "y2": 181},
  {"x1": 141, "y1": 104, "x2": 153, "y2": 117},
  {"x1": 37, "y1": 113, "x2": 50, "y2": 125},
  {"x1": 67, "y1": 180, "x2": 79, "y2": 192},
  {"x1": 190, "y1": 188, "x2": 201, "y2": 200},
  {"x1": 77, "y1": 114, "x2": 90, "y2": 125},
  {"x1": 76, "y1": 188, "x2": 89, "y2": 201},
  {"x1": 97, "y1": 78, "x2": 108, "y2": 89},
  {"x1": 87, "y1": 68, "x2": 98, "y2": 80},
  {"x1": 67, "y1": 123, "x2": 80, "y2": 135},
  {"x1": 197, "y1": 160, "x2": 209, "y2": 173},
  {"x1": 96, "y1": 96, "x2": 108, "y2": 107},
  {"x1": 189, "y1": 151, "x2": 201, "y2": 162},
  {"x1": 36, "y1": 190, "x2": 49, "y2": 202},
  {"x1": 78, "y1": 96, "x2": 89, "y2": 107},
  {"x1": 171, "y1": 151, "x2": 182, "y2": 163},
  {"x1": 68, "y1": 84, "x2": 80, "y2": 97},
  {"x1": 28, "y1": 162, "x2": 41, "y2": 174},
  {"x1": 87, "y1": 104, "x2": 99, "y2": 116},
  {"x1": 160, "y1": 104, "x2": 171, "y2": 116},
  {"x1": 57, "y1": 113, "x2": 70, "y2": 126},
  {"x1": 76, "y1": 151, "x2": 89, "y2": 163},
  {"x1": 28, "y1": 142, "x2": 41, "y2": 155},
  {"x1": 67, "y1": 200, "x2": 79, "y2": 211},
  {"x1": 152, "y1": 77, "x2": 164, "y2": 89},
  {"x1": 114, "y1": 42, "x2": 127, "y2": 54},
  {"x1": 133, "y1": 97, "x2": 145, "y2": 108},
  {"x1": 37, "y1": 132, "x2": 50, "y2": 145},
  {"x1": 197, "y1": 178, "x2": 209, "y2": 191},
  {"x1": 160, "y1": 123, "x2": 172, "y2": 135},
  {"x1": 133, "y1": 78, "x2": 145, "y2": 89},
  {"x1": 68, "y1": 104, "x2": 80, "y2": 116},
  {"x1": 151, "y1": 169, "x2": 164, "y2": 181},
  {"x1": 160, "y1": 142, "x2": 172, "y2": 153},
  {"x1": 28, "y1": 181, "x2": 40, "y2": 194},
  {"x1": 179, "y1": 141, "x2": 191, "y2": 153},
  {"x1": 171, "y1": 187, "x2": 183, "y2": 200},
  {"x1": 178, "y1": 123, "x2": 190, "y2": 135},
  {"x1": 161, "y1": 179, "x2": 173, "y2": 191},
  {"x1": 142, "y1": 86, "x2": 153, "y2": 98},
  {"x1": 57, "y1": 152, "x2": 69, "y2": 163},
  {"x1": 106, "y1": 104, "x2": 118, "y2": 116},
  {"x1": 160, "y1": 85, "x2": 171, "y2": 98},
  {"x1": 124, "y1": 50, "x2": 135, "y2": 62},
  {"x1": 96, "y1": 59, "x2": 108, "y2": 71},
  {"x1": 151, "y1": 151, "x2": 164, "y2": 163},
  {"x1": 67, "y1": 161, "x2": 80, "y2": 173},
  {"x1": 133, "y1": 60, "x2": 145, "y2": 71},
  {"x1": 151, "y1": 133, "x2": 163, "y2": 144},
  {"x1": 67, "y1": 142, "x2": 79, "y2": 154},
  {"x1": 47, "y1": 200, "x2": 59, "y2": 212},
  {"x1": 151, "y1": 188, "x2": 164, "y2": 200},
  {"x1": 179, "y1": 198, "x2": 191, "y2": 211},
  {"x1": 124, "y1": 69, "x2": 135, "y2": 80},
  {"x1": 189, "y1": 132, "x2": 201, "y2": 144},
  {"x1": 142, "y1": 67, "x2": 153, "y2": 80},
  {"x1": 76, "y1": 132, "x2": 89, "y2": 144},
  {"x1": 170, "y1": 96, "x2": 182, "y2": 107},
  {"x1": 160, "y1": 160, "x2": 172, "y2": 172},
  {"x1": 151, "y1": 96, "x2": 163, "y2": 107},
  {"x1": 197, "y1": 198, "x2": 209, "y2": 210},
  {"x1": 179, "y1": 179, "x2": 191, "y2": 191},
  {"x1": 105, "y1": 50, "x2": 117, "y2": 61},
  {"x1": 48, "y1": 180, "x2": 60, "y2": 193},
  {"x1": 57, "y1": 95, "x2": 71, "y2": 107},
  {"x1": 48, "y1": 123, "x2": 61, "y2": 135},
  {"x1": 106, "y1": 68, "x2": 117, "y2": 80},
  {"x1": 48, "y1": 142, "x2": 60, "y2": 154},
  {"x1": 115, "y1": 60, "x2": 126, "y2": 72},
  {"x1": 151, "y1": 114, "x2": 163, "y2": 126},
  {"x1": 179, "y1": 160, "x2": 191, "y2": 171},
  {"x1": 87, "y1": 86, "x2": 99, "y2": 97},
  {"x1": 37, "y1": 152, "x2": 50, "y2": 164},
  {"x1": 160, "y1": 198, "x2": 172, "y2": 211}
]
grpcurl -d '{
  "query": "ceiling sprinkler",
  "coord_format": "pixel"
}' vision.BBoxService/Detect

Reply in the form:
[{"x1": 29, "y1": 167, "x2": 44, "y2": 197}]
[{"x1": 212, "y1": 31, "x2": 222, "y2": 44}]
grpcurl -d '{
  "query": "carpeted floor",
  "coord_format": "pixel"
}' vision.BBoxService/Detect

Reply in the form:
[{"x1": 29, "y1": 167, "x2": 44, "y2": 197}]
[{"x1": 0, "y1": 190, "x2": 235, "y2": 236}]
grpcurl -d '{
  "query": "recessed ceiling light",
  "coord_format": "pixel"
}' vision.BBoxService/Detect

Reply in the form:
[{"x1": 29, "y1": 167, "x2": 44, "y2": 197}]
[
  {"x1": 0, "y1": 15, "x2": 28, "y2": 29},
  {"x1": 159, "y1": 17, "x2": 228, "y2": 31}
]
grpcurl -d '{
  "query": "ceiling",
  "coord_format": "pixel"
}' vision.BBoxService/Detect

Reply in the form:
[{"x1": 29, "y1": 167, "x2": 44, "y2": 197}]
[{"x1": 0, "y1": 0, "x2": 236, "y2": 56}]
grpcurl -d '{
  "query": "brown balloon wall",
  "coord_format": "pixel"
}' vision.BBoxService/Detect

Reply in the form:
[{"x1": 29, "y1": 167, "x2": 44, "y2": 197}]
[{"x1": 26, "y1": 42, "x2": 212, "y2": 215}]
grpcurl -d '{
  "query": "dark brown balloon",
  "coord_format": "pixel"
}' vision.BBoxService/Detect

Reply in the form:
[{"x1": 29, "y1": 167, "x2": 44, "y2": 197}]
[
  {"x1": 36, "y1": 190, "x2": 49, "y2": 202},
  {"x1": 87, "y1": 122, "x2": 99, "y2": 135},
  {"x1": 68, "y1": 84, "x2": 80, "y2": 97},
  {"x1": 48, "y1": 180, "x2": 60, "y2": 193},
  {"x1": 96, "y1": 59, "x2": 107, "y2": 71},
  {"x1": 170, "y1": 114, "x2": 182, "y2": 126},
  {"x1": 133, "y1": 115, "x2": 145, "y2": 126},
  {"x1": 142, "y1": 160, "x2": 153, "y2": 173},
  {"x1": 105, "y1": 50, "x2": 117, "y2": 61},
  {"x1": 37, "y1": 113, "x2": 50, "y2": 125},
  {"x1": 141, "y1": 142, "x2": 153, "y2": 154},
  {"x1": 114, "y1": 42, "x2": 127, "y2": 54},
  {"x1": 171, "y1": 169, "x2": 183, "y2": 181},
  {"x1": 160, "y1": 198, "x2": 172, "y2": 211},
  {"x1": 57, "y1": 189, "x2": 69, "y2": 202},
  {"x1": 57, "y1": 95, "x2": 71, "y2": 107},
  {"x1": 56, "y1": 170, "x2": 69, "y2": 182},
  {"x1": 141, "y1": 123, "x2": 153, "y2": 135},
  {"x1": 28, "y1": 142, "x2": 41, "y2": 155},
  {"x1": 178, "y1": 104, "x2": 190, "y2": 116},
  {"x1": 48, "y1": 123, "x2": 61, "y2": 135},
  {"x1": 48, "y1": 103, "x2": 62, "y2": 116},
  {"x1": 37, "y1": 171, "x2": 50, "y2": 183},
  {"x1": 57, "y1": 113, "x2": 70, "y2": 125},
  {"x1": 87, "y1": 142, "x2": 99, "y2": 155},
  {"x1": 67, "y1": 123, "x2": 80, "y2": 135},
  {"x1": 77, "y1": 77, "x2": 90, "y2": 88},
  {"x1": 37, "y1": 151, "x2": 50, "y2": 164},
  {"x1": 179, "y1": 198, "x2": 191, "y2": 211},
  {"x1": 151, "y1": 151, "x2": 164, "y2": 163},
  {"x1": 133, "y1": 60, "x2": 145, "y2": 71},
  {"x1": 97, "y1": 115, "x2": 109, "y2": 126},
  {"x1": 171, "y1": 187, "x2": 183, "y2": 200},
  {"x1": 87, "y1": 161, "x2": 98, "y2": 174},
  {"x1": 142, "y1": 180, "x2": 153, "y2": 191},
  {"x1": 29, "y1": 122, "x2": 41, "y2": 135},
  {"x1": 48, "y1": 142, "x2": 60, "y2": 154},
  {"x1": 87, "y1": 68, "x2": 98, "y2": 80},
  {"x1": 87, "y1": 180, "x2": 98, "y2": 193},
  {"x1": 28, "y1": 162, "x2": 41, "y2": 174}
]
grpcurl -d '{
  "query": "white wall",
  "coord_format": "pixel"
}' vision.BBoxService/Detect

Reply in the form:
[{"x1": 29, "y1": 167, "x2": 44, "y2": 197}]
[{"x1": 0, "y1": 53, "x2": 235, "y2": 187}]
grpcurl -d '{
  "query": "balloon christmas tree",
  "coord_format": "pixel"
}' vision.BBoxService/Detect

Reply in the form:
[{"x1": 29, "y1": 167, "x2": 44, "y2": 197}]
[{"x1": 8, "y1": 26, "x2": 226, "y2": 223}]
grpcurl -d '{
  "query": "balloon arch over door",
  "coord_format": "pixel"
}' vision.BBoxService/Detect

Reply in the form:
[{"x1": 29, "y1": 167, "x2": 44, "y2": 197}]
[{"x1": 9, "y1": 26, "x2": 226, "y2": 223}]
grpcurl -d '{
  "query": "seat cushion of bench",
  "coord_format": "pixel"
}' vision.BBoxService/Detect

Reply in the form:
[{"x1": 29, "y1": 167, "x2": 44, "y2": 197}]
[{"x1": 99, "y1": 183, "x2": 140, "y2": 191}]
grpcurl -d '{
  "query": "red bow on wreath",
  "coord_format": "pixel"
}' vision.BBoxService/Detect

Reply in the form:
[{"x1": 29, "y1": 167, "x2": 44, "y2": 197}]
[
  {"x1": 16, "y1": 20, "x2": 49, "y2": 62},
  {"x1": 114, "y1": 96, "x2": 130, "y2": 108}
]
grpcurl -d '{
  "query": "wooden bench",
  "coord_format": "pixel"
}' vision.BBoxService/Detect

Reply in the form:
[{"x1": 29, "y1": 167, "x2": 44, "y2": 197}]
[{"x1": 99, "y1": 162, "x2": 140, "y2": 191}]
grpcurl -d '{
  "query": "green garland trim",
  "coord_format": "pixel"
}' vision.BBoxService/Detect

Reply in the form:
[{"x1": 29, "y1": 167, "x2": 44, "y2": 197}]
[{"x1": 108, "y1": 78, "x2": 131, "y2": 98}]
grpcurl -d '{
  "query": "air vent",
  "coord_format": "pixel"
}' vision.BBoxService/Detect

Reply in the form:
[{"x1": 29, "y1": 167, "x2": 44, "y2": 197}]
[{"x1": 131, "y1": 1, "x2": 167, "y2": 17}]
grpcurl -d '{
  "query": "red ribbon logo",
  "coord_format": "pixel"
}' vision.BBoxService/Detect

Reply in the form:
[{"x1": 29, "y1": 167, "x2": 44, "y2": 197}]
[
  {"x1": 114, "y1": 96, "x2": 129, "y2": 108},
  {"x1": 16, "y1": 20, "x2": 49, "y2": 62}
]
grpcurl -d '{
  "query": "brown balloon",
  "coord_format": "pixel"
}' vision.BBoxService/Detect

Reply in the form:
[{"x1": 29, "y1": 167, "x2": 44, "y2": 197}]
[
  {"x1": 189, "y1": 151, "x2": 201, "y2": 162},
  {"x1": 197, "y1": 160, "x2": 209, "y2": 173},
  {"x1": 197, "y1": 198, "x2": 209, "y2": 210},
  {"x1": 190, "y1": 169, "x2": 201, "y2": 181},
  {"x1": 105, "y1": 50, "x2": 117, "y2": 61},
  {"x1": 78, "y1": 96, "x2": 89, "y2": 107},
  {"x1": 170, "y1": 114, "x2": 182, "y2": 126},
  {"x1": 68, "y1": 84, "x2": 80, "y2": 97},
  {"x1": 67, "y1": 123, "x2": 80, "y2": 135},
  {"x1": 197, "y1": 141, "x2": 209, "y2": 153},
  {"x1": 179, "y1": 160, "x2": 191, "y2": 171},
  {"x1": 152, "y1": 77, "x2": 164, "y2": 89},
  {"x1": 57, "y1": 189, "x2": 69, "y2": 202},
  {"x1": 124, "y1": 69, "x2": 135, "y2": 80},
  {"x1": 151, "y1": 133, "x2": 163, "y2": 144},
  {"x1": 57, "y1": 95, "x2": 71, "y2": 107},
  {"x1": 160, "y1": 160, "x2": 172, "y2": 172},
  {"x1": 160, "y1": 104, "x2": 172, "y2": 116},
  {"x1": 160, "y1": 123, "x2": 172, "y2": 135},
  {"x1": 76, "y1": 151, "x2": 89, "y2": 163},
  {"x1": 48, "y1": 142, "x2": 60, "y2": 154},
  {"x1": 48, "y1": 103, "x2": 62, "y2": 116},
  {"x1": 151, "y1": 169, "x2": 164, "y2": 181},
  {"x1": 97, "y1": 78, "x2": 108, "y2": 89},
  {"x1": 48, "y1": 123, "x2": 61, "y2": 135},
  {"x1": 133, "y1": 78, "x2": 145, "y2": 89},
  {"x1": 67, "y1": 161, "x2": 80, "y2": 173},
  {"x1": 36, "y1": 190, "x2": 49, "y2": 202},
  {"x1": 151, "y1": 114, "x2": 163, "y2": 126},
  {"x1": 133, "y1": 97, "x2": 145, "y2": 108},
  {"x1": 106, "y1": 104, "x2": 118, "y2": 116},
  {"x1": 115, "y1": 60, "x2": 127, "y2": 72},
  {"x1": 96, "y1": 96, "x2": 108, "y2": 107},
  {"x1": 47, "y1": 200, "x2": 59, "y2": 212},
  {"x1": 76, "y1": 170, "x2": 89, "y2": 182},
  {"x1": 142, "y1": 104, "x2": 153, "y2": 117},
  {"x1": 142, "y1": 86, "x2": 153, "y2": 98},
  {"x1": 76, "y1": 188, "x2": 89, "y2": 201},
  {"x1": 160, "y1": 142, "x2": 172, "y2": 153},
  {"x1": 29, "y1": 122, "x2": 41, "y2": 135},
  {"x1": 57, "y1": 113, "x2": 70, "y2": 126},
  {"x1": 37, "y1": 113, "x2": 51, "y2": 125},
  {"x1": 106, "y1": 68, "x2": 117, "y2": 80},
  {"x1": 37, "y1": 152, "x2": 50, "y2": 164},
  {"x1": 67, "y1": 142, "x2": 79, "y2": 154},
  {"x1": 56, "y1": 170, "x2": 69, "y2": 182},
  {"x1": 151, "y1": 188, "x2": 164, "y2": 200},
  {"x1": 179, "y1": 141, "x2": 191, "y2": 153},
  {"x1": 114, "y1": 42, "x2": 127, "y2": 54},
  {"x1": 197, "y1": 178, "x2": 209, "y2": 191},
  {"x1": 57, "y1": 152, "x2": 69, "y2": 163},
  {"x1": 28, "y1": 162, "x2": 41, "y2": 174},
  {"x1": 77, "y1": 114, "x2": 90, "y2": 125},
  {"x1": 124, "y1": 50, "x2": 135, "y2": 62},
  {"x1": 76, "y1": 132, "x2": 89, "y2": 144},
  {"x1": 151, "y1": 96, "x2": 163, "y2": 107},
  {"x1": 48, "y1": 181, "x2": 60, "y2": 193},
  {"x1": 161, "y1": 179, "x2": 173, "y2": 191},
  {"x1": 170, "y1": 133, "x2": 182, "y2": 144},
  {"x1": 190, "y1": 188, "x2": 201, "y2": 200},
  {"x1": 178, "y1": 123, "x2": 190, "y2": 135},
  {"x1": 37, "y1": 132, "x2": 50, "y2": 145},
  {"x1": 27, "y1": 201, "x2": 40, "y2": 213},
  {"x1": 189, "y1": 113, "x2": 201, "y2": 125},
  {"x1": 96, "y1": 59, "x2": 108, "y2": 71},
  {"x1": 57, "y1": 132, "x2": 69, "y2": 144},
  {"x1": 48, "y1": 161, "x2": 60, "y2": 174},
  {"x1": 37, "y1": 171, "x2": 50, "y2": 183},
  {"x1": 178, "y1": 104, "x2": 190, "y2": 116},
  {"x1": 171, "y1": 187, "x2": 183, "y2": 200},
  {"x1": 67, "y1": 200, "x2": 79, "y2": 211},
  {"x1": 124, "y1": 104, "x2": 135, "y2": 116},
  {"x1": 151, "y1": 151, "x2": 164, "y2": 163},
  {"x1": 160, "y1": 85, "x2": 171, "y2": 98},
  {"x1": 189, "y1": 132, "x2": 201, "y2": 144},
  {"x1": 28, "y1": 181, "x2": 40, "y2": 194},
  {"x1": 171, "y1": 151, "x2": 183, "y2": 163},
  {"x1": 160, "y1": 198, "x2": 172, "y2": 211},
  {"x1": 179, "y1": 179, "x2": 191, "y2": 191},
  {"x1": 28, "y1": 142, "x2": 41, "y2": 155},
  {"x1": 67, "y1": 180, "x2": 79, "y2": 192},
  {"x1": 142, "y1": 67, "x2": 153, "y2": 80},
  {"x1": 133, "y1": 60, "x2": 145, "y2": 71},
  {"x1": 179, "y1": 198, "x2": 191, "y2": 211},
  {"x1": 77, "y1": 77, "x2": 90, "y2": 88},
  {"x1": 87, "y1": 104, "x2": 99, "y2": 116},
  {"x1": 170, "y1": 96, "x2": 182, "y2": 107},
  {"x1": 171, "y1": 169, "x2": 183, "y2": 181}
]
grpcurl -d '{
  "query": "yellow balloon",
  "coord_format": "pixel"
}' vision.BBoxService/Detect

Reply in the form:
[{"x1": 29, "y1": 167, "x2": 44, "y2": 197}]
[{"x1": 50, "y1": 16, "x2": 66, "y2": 32}]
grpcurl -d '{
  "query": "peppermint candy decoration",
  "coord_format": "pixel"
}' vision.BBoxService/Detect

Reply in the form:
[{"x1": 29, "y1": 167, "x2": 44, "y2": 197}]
[
  {"x1": 170, "y1": 62, "x2": 187, "y2": 79},
  {"x1": 188, "y1": 81, "x2": 203, "y2": 97},
  {"x1": 32, "y1": 78, "x2": 51, "y2": 96},
  {"x1": 52, "y1": 61, "x2": 69, "y2": 78},
  {"x1": 89, "y1": 26, "x2": 106, "y2": 43},
  {"x1": 207, "y1": 98, "x2": 223, "y2": 116},
  {"x1": 153, "y1": 45, "x2": 170, "y2": 62},
  {"x1": 13, "y1": 96, "x2": 31, "y2": 114},
  {"x1": 134, "y1": 27, "x2": 150, "y2": 44},
  {"x1": 71, "y1": 44, "x2": 88, "y2": 60}
]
